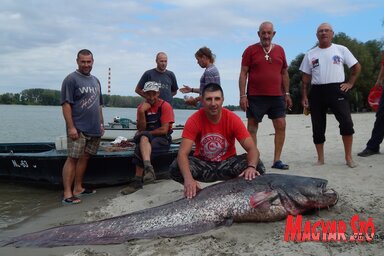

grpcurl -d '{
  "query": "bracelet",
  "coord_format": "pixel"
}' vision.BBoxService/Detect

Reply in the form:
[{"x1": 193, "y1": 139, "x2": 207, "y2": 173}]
[
  {"x1": 247, "y1": 165, "x2": 257, "y2": 170},
  {"x1": 285, "y1": 92, "x2": 290, "y2": 95},
  {"x1": 240, "y1": 94, "x2": 247, "y2": 98}
]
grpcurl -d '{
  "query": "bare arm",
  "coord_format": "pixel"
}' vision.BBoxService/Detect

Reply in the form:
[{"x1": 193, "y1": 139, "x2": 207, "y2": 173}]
[
  {"x1": 135, "y1": 85, "x2": 146, "y2": 98},
  {"x1": 238, "y1": 137, "x2": 260, "y2": 180},
  {"x1": 180, "y1": 85, "x2": 200, "y2": 94},
  {"x1": 301, "y1": 72, "x2": 312, "y2": 108},
  {"x1": 340, "y1": 63, "x2": 361, "y2": 92},
  {"x1": 136, "y1": 103, "x2": 149, "y2": 131},
  {"x1": 281, "y1": 68, "x2": 292, "y2": 110},
  {"x1": 62, "y1": 102, "x2": 78, "y2": 140},
  {"x1": 99, "y1": 106, "x2": 105, "y2": 136},
  {"x1": 149, "y1": 122, "x2": 170, "y2": 136},
  {"x1": 281, "y1": 68, "x2": 290, "y2": 94},
  {"x1": 177, "y1": 138, "x2": 201, "y2": 198},
  {"x1": 239, "y1": 66, "x2": 249, "y2": 111}
]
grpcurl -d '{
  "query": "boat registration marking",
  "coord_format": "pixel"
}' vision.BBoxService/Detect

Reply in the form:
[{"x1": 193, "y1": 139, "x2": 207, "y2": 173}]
[{"x1": 11, "y1": 159, "x2": 30, "y2": 168}]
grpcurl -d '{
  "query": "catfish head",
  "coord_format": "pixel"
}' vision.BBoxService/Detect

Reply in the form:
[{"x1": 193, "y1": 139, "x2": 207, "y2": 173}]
[
  {"x1": 245, "y1": 174, "x2": 338, "y2": 219},
  {"x1": 269, "y1": 174, "x2": 338, "y2": 215}
]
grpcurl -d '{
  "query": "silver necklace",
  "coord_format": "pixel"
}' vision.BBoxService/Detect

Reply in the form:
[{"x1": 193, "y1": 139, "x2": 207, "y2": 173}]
[{"x1": 262, "y1": 44, "x2": 273, "y2": 63}]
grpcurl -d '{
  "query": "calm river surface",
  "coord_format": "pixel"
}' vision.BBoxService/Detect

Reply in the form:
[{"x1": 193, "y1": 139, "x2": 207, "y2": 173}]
[{"x1": 0, "y1": 104, "x2": 245, "y2": 230}]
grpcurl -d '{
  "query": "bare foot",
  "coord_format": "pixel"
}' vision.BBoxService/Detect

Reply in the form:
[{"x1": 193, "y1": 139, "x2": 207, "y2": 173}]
[
  {"x1": 314, "y1": 160, "x2": 324, "y2": 166},
  {"x1": 346, "y1": 161, "x2": 357, "y2": 168}
]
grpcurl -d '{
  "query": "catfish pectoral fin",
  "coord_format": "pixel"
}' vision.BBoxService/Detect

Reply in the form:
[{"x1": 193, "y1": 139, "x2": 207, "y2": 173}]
[{"x1": 249, "y1": 190, "x2": 279, "y2": 208}]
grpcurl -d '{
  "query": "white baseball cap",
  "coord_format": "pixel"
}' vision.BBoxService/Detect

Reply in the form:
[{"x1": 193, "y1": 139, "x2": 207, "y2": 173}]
[{"x1": 143, "y1": 81, "x2": 160, "y2": 92}]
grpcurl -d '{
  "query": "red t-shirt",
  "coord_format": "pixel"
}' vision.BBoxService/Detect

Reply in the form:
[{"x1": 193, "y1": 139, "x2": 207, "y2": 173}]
[
  {"x1": 241, "y1": 43, "x2": 288, "y2": 96},
  {"x1": 182, "y1": 108, "x2": 250, "y2": 162},
  {"x1": 137, "y1": 99, "x2": 174, "y2": 131}
]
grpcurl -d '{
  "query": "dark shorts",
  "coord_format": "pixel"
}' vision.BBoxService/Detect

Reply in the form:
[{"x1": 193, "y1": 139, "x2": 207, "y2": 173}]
[
  {"x1": 246, "y1": 96, "x2": 286, "y2": 122},
  {"x1": 133, "y1": 133, "x2": 171, "y2": 167},
  {"x1": 67, "y1": 132, "x2": 101, "y2": 158},
  {"x1": 170, "y1": 154, "x2": 248, "y2": 183}
]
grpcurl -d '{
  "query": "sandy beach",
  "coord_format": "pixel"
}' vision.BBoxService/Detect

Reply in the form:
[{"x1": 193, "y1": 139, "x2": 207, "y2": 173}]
[{"x1": 0, "y1": 113, "x2": 383, "y2": 256}]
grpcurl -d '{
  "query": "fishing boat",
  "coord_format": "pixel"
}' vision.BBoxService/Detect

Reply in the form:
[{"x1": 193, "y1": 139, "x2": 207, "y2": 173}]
[
  {"x1": 102, "y1": 116, "x2": 184, "y2": 141},
  {"x1": 0, "y1": 140, "x2": 182, "y2": 187}
]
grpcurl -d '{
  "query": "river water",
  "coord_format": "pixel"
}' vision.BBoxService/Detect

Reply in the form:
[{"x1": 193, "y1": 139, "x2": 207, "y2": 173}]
[{"x1": 0, "y1": 104, "x2": 245, "y2": 231}]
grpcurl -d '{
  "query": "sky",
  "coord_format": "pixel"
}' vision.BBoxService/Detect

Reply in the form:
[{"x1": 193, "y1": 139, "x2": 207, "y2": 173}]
[{"x1": 0, "y1": 0, "x2": 383, "y2": 106}]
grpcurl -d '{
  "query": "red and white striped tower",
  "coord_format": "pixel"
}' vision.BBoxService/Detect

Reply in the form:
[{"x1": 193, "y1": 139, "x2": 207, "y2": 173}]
[{"x1": 107, "y1": 67, "x2": 111, "y2": 95}]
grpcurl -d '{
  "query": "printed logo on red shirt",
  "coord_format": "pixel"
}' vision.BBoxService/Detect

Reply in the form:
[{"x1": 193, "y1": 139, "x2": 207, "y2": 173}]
[{"x1": 200, "y1": 133, "x2": 228, "y2": 162}]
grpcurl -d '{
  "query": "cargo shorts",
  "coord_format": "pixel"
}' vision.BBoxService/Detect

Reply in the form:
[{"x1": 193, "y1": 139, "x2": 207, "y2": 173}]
[{"x1": 67, "y1": 132, "x2": 101, "y2": 158}]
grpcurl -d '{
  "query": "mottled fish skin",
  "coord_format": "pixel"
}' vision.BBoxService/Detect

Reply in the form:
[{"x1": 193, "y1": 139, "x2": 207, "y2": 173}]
[{"x1": 2, "y1": 173, "x2": 338, "y2": 247}]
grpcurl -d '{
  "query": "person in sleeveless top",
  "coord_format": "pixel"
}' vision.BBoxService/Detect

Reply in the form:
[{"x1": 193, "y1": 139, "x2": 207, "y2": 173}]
[{"x1": 121, "y1": 81, "x2": 175, "y2": 195}]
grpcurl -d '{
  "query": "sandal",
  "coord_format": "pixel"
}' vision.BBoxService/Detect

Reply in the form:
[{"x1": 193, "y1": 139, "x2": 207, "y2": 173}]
[
  {"x1": 74, "y1": 188, "x2": 96, "y2": 197},
  {"x1": 271, "y1": 160, "x2": 289, "y2": 170},
  {"x1": 62, "y1": 196, "x2": 81, "y2": 205}
]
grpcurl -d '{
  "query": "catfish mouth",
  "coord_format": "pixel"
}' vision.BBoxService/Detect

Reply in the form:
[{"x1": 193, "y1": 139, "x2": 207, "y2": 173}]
[
  {"x1": 323, "y1": 188, "x2": 339, "y2": 207},
  {"x1": 318, "y1": 180, "x2": 338, "y2": 207}
]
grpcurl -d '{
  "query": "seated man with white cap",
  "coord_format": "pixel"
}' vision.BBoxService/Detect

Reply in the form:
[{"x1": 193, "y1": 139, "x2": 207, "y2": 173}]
[{"x1": 121, "y1": 81, "x2": 175, "y2": 194}]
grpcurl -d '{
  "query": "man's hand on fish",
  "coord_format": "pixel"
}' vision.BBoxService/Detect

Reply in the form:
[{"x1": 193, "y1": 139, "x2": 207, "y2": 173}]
[
  {"x1": 239, "y1": 166, "x2": 260, "y2": 180},
  {"x1": 184, "y1": 178, "x2": 202, "y2": 199}
]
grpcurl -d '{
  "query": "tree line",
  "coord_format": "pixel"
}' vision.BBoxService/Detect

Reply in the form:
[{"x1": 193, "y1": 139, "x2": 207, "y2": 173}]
[
  {"x1": 0, "y1": 88, "x2": 200, "y2": 110},
  {"x1": 1, "y1": 32, "x2": 383, "y2": 113}
]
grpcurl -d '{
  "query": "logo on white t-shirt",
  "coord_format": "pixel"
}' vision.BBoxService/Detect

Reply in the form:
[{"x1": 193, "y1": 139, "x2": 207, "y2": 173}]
[
  {"x1": 311, "y1": 58, "x2": 319, "y2": 68},
  {"x1": 200, "y1": 133, "x2": 228, "y2": 161},
  {"x1": 332, "y1": 55, "x2": 342, "y2": 65}
]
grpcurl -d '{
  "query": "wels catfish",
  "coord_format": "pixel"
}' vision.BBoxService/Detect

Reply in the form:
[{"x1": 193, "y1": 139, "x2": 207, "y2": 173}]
[{"x1": 2, "y1": 173, "x2": 338, "y2": 247}]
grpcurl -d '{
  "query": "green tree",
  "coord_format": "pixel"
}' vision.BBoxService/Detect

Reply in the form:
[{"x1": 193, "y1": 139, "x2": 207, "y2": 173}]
[
  {"x1": 0, "y1": 93, "x2": 16, "y2": 104},
  {"x1": 18, "y1": 88, "x2": 60, "y2": 105},
  {"x1": 288, "y1": 53, "x2": 305, "y2": 114},
  {"x1": 333, "y1": 33, "x2": 374, "y2": 111}
]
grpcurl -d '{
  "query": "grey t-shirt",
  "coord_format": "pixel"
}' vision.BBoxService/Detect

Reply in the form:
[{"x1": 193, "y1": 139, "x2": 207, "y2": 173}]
[
  {"x1": 199, "y1": 64, "x2": 221, "y2": 94},
  {"x1": 137, "y1": 68, "x2": 178, "y2": 103},
  {"x1": 60, "y1": 71, "x2": 103, "y2": 137}
]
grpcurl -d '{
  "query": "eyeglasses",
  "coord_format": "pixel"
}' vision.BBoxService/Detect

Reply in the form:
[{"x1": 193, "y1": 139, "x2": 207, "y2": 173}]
[{"x1": 317, "y1": 29, "x2": 332, "y2": 33}]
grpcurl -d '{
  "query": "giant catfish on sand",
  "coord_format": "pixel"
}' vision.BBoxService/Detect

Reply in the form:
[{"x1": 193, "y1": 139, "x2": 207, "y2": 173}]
[{"x1": 2, "y1": 173, "x2": 338, "y2": 247}]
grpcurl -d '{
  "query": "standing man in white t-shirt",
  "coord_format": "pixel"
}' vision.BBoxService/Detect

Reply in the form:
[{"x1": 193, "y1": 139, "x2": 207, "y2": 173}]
[{"x1": 299, "y1": 23, "x2": 361, "y2": 168}]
